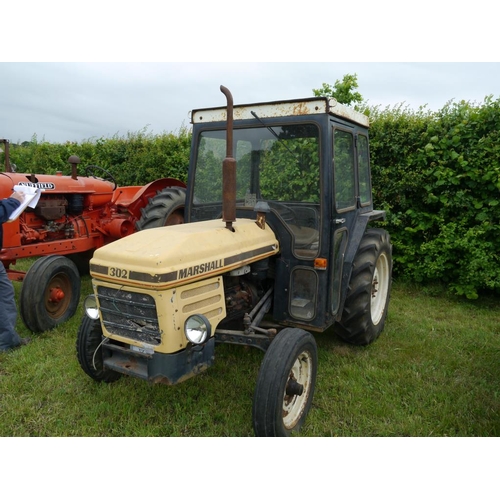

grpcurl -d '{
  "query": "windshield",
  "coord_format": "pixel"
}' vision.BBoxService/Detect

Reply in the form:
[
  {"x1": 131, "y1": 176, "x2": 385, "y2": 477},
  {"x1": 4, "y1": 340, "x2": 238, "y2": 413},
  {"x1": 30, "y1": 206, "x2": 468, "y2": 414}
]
[
  {"x1": 192, "y1": 123, "x2": 320, "y2": 208},
  {"x1": 191, "y1": 122, "x2": 321, "y2": 257}
]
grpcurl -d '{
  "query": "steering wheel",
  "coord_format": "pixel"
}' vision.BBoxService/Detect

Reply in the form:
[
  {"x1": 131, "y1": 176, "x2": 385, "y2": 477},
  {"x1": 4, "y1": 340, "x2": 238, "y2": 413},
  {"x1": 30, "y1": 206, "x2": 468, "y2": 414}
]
[{"x1": 85, "y1": 165, "x2": 117, "y2": 191}]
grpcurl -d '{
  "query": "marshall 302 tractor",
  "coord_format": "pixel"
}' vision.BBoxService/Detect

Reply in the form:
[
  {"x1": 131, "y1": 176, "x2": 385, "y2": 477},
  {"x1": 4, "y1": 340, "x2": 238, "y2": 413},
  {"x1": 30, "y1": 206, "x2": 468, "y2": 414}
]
[
  {"x1": 0, "y1": 139, "x2": 186, "y2": 333},
  {"x1": 77, "y1": 86, "x2": 392, "y2": 436}
]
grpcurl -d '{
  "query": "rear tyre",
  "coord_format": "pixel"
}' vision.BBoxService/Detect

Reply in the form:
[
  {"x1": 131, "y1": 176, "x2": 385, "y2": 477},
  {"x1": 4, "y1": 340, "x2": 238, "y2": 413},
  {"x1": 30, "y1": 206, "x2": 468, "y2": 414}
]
[
  {"x1": 20, "y1": 255, "x2": 81, "y2": 333},
  {"x1": 253, "y1": 328, "x2": 317, "y2": 437},
  {"x1": 335, "y1": 228, "x2": 392, "y2": 345},
  {"x1": 135, "y1": 187, "x2": 186, "y2": 230},
  {"x1": 76, "y1": 315, "x2": 121, "y2": 383}
]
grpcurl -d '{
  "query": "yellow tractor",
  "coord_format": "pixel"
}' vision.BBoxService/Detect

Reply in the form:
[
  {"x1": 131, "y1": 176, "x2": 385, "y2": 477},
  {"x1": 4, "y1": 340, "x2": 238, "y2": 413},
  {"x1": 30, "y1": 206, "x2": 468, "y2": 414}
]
[{"x1": 76, "y1": 86, "x2": 392, "y2": 436}]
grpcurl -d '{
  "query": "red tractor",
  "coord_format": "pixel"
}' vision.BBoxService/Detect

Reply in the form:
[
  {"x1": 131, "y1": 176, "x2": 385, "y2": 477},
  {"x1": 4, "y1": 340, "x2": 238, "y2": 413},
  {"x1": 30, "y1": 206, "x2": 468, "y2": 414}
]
[{"x1": 0, "y1": 138, "x2": 186, "y2": 333}]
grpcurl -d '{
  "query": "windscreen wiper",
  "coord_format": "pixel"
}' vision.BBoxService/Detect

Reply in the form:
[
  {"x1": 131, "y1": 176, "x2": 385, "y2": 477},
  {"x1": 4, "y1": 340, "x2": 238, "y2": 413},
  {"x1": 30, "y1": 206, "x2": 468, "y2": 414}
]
[{"x1": 251, "y1": 111, "x2": 298, "y2": 160}]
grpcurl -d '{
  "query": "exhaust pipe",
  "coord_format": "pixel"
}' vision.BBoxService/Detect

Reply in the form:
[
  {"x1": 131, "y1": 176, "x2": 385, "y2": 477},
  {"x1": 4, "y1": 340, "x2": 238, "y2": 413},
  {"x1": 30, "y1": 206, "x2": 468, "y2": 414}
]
[{"x1": 220, "y1": 85, "x2": 236, "y2": 232}]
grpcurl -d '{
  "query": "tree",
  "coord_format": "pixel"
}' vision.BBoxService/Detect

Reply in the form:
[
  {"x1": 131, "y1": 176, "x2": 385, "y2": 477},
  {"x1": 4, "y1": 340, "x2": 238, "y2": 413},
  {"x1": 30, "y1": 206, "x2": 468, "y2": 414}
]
[{"x1": 313, "y1": 73, "x2": 363, "y2": 107}]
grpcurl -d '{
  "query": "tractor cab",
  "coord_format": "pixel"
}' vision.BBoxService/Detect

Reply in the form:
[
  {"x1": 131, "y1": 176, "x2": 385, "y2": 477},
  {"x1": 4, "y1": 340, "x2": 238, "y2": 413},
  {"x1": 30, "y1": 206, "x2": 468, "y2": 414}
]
[{"x1": 186, "y1": 96, "x2": 385, "y2": 332}]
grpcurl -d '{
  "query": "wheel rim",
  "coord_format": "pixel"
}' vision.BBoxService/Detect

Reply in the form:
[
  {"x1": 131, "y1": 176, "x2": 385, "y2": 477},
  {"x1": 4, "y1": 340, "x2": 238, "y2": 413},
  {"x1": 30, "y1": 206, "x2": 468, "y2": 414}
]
[
  {"x1": 371, "y1": 252, "x2": 389, "y2": 325},
  {"x1": 282, "y1": 350, "x2": 314, "y2": 430},
  {"x1": 165, "y1": 209, "x2": 184, "y2": 225},
  {"x1": 44, "y1": 272, "x2": 72, "y2": 319}
]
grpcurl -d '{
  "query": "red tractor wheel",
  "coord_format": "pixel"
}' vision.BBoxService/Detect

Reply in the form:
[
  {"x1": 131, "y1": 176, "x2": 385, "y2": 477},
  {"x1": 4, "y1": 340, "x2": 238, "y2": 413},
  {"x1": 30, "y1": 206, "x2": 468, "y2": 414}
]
[
  {"x1": 135, "y1": 187, "x2": 186, "y2": 230},
  {"x1": 20, "y1": 255, "x2": 81, "y2": 333}
]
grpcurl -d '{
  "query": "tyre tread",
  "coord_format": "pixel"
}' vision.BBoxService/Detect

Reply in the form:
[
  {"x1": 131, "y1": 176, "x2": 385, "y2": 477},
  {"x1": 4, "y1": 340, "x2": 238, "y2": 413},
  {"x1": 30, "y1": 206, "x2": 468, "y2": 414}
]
[
  {"x1": 253, "y1": 328, "x2": 317, "y2": 437},
  {"x1": 135, "y1": 187, "x2": 186, "y2": 230},
  {"x1": 76, "y1": 315, "x2": 121, "y2": 383},
  {"x1": 335, "y1": 228, "x2": 392, "y2": 345},
  {"x1": 20, "y1": 255, "x2": 80, "y2": 333}
]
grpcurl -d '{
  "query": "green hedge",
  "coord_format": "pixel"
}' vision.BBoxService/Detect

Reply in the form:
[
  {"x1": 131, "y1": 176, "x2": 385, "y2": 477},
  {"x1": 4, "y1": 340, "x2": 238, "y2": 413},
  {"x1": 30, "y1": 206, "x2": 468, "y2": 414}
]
[
  {"x1": 4, "y1": 98, "x2": 499, "y2": 298},
  {"x1": 7, "y1": 127, "x2": 191, "y2": 185},
  {"x1": 369, "y1": 96, "x2": 500, "y2": 298}
]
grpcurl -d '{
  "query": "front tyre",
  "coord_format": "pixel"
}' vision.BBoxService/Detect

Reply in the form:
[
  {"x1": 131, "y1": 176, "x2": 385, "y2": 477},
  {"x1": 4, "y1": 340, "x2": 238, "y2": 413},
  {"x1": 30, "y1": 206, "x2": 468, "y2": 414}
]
[
  {"x1": 76, "y1": 315, "x2": 121, "y2": 383},
  {"x1": 335, "y1": 228, "x2": 392, "y2": 345},
  {"x1": 20, "y1": 255, "x2": 81, "y2": 333},
  {"x1": 253, "y1": 328, "x2": 317, "y2": 437}
]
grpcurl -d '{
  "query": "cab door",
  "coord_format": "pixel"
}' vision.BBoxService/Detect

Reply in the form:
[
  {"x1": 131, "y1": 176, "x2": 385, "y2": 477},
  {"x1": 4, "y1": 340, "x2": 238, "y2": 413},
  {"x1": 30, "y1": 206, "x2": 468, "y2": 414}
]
[{"x1": 329, "y1": 125, "x2": 360, "y2": 315}]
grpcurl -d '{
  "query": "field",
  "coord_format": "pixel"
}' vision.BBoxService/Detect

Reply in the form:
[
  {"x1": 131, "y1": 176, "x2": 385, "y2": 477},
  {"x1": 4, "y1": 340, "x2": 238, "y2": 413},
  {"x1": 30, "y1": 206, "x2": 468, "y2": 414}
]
[{"x1": 1, "y1": 268, "x2": 499, "y2": 437}]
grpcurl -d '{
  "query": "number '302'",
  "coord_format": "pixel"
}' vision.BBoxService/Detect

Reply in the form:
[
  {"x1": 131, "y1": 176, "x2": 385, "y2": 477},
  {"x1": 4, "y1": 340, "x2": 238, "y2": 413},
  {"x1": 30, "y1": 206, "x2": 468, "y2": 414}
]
[{"x1": 109, "y1": 267, "x2": 128, "y2": 279}]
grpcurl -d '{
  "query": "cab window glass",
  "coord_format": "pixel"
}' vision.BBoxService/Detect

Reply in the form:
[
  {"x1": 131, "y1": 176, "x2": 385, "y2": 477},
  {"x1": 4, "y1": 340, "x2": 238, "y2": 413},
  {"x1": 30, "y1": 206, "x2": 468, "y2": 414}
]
[
  {"x1": 334, "y1": 129, "x2": 355, "y2": 210},
  {"x1": 358, "y1": 134, "x2": 371, "y2": 205}
]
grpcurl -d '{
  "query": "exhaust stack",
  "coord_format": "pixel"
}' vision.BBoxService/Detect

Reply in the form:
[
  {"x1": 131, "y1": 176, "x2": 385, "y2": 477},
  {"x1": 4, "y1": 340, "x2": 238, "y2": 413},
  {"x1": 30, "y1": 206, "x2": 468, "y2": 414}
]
[{"x1": 220, "y1": 85, "x2": 236, "y2": 232}]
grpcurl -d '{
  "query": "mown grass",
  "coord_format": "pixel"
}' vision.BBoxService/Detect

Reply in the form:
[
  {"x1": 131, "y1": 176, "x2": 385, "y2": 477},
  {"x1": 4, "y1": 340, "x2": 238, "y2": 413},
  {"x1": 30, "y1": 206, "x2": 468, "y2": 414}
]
[{"x1": 1, "y1": 265, "x2": 499, "y2": 437}]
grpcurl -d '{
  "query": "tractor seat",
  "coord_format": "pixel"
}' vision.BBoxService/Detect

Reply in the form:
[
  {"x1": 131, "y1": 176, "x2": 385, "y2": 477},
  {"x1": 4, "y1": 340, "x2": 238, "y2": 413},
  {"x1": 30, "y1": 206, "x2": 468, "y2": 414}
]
[{"x1": 288, "y1": 224, "x2": 319, "y2": 249}]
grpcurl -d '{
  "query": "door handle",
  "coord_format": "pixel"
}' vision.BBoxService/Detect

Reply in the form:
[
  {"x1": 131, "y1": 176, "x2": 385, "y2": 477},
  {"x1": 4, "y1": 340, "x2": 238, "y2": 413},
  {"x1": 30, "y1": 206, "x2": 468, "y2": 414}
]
[{"x1": 335, "y1": 218, "x2": 346, "y2": 224}]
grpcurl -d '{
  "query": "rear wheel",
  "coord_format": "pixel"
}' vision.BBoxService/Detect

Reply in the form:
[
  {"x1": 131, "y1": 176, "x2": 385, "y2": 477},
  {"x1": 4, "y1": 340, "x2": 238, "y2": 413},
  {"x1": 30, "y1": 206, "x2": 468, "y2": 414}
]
[
  {"x1": 136, "y1": 187, "x2": 186, "y2": 230},
  {"x1": 20, "y1": 255, "x2": 80, "y2": 333},
  {"x1": 76, "y1": 315, "x2": 121, "y2": 383},
  {"x1": 253, "y1": 328, "x2": 317, "y2": 437},
  {"x1": 335, "y1": 228, "x2": 392, "y2": 345}
]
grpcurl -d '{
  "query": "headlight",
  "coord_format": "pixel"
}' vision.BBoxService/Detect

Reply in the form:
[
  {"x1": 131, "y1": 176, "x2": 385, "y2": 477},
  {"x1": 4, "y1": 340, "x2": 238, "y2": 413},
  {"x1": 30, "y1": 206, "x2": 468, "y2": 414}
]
[
  {"x1": 184, "y1": 314, "x2": 211, "y2": 345},
  {"x1": 84, "y1": 294, "x2": 100, "y2": 320}
]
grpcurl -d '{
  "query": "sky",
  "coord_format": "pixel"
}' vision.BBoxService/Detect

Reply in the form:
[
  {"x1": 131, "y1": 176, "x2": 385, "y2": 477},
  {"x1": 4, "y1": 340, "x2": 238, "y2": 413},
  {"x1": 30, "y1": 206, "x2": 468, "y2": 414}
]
[
  {"x1": 1, "y1": 1, "x2": 498, "y2": 146},
  {"x1": 1, "y1": 61, "x2": 499, "y2": 145}
]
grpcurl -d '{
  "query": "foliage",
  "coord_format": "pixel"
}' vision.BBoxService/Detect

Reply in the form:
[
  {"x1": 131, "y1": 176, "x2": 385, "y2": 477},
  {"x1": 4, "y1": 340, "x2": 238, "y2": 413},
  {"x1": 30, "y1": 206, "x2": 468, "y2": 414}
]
[
  {"x1": 313, "y1": 73, "x2": 364, "y2": 107},
  {"x1": 369, "y1": 97, "x2": 500, "y2": 298},
  {"x1": 259, "y1": 136, "x2": 320, "y2": 203},
  {"x1": 4, "y1": 89, "x2": 500, "y2": 299},
  {"x1": 5, "y1": 126, "x2": 192, "y2": 186}
]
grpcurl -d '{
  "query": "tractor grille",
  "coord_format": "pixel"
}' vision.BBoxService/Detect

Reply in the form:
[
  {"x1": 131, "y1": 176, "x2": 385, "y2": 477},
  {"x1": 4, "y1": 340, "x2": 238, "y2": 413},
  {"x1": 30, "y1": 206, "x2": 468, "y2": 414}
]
[{"x1": 96, "y1": 286, "x2": 160, "y2": 345}]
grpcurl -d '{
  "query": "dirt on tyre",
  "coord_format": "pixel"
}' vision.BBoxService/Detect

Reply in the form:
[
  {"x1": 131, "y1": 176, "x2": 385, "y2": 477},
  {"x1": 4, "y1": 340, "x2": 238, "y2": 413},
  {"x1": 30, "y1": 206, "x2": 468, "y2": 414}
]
[
  {"x1": 335, "y1": 228, "x2": 392, "y2": 346},
  {"x1": 76, "y1": 315, "x2": 122, "y2": 383},
  {"x1": 136, "y1": 187, "x2": 186, "y2": 230},
  {"x1": 20, "y1": 255, "x2": 81, "y2": 333},
  {"x1": 253, "y1": 327, "x2": 317, "y2": 437}
]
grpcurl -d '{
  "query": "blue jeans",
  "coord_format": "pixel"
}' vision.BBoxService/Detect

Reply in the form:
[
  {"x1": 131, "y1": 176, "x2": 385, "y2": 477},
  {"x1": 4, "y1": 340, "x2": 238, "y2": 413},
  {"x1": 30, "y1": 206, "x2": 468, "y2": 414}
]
[{"x1": 0, "y1": 263, "x2": 22, "y2": 351}]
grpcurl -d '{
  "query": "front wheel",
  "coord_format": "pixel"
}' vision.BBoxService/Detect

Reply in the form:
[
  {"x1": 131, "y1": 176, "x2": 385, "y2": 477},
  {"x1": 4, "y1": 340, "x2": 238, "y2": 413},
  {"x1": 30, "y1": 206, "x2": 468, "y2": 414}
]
[
  {"x1": 252, "y1": 328, "x2": 317, "y2": 437},
  {"x1": 76, "y1": 315, "x2": 122, "y2": 383},
  {"x1": 335, "y1": 228, "x2": 392, "y2": 345},
  {"x1": 20, "y1": 255, "x2": 81, "y2": 333}
]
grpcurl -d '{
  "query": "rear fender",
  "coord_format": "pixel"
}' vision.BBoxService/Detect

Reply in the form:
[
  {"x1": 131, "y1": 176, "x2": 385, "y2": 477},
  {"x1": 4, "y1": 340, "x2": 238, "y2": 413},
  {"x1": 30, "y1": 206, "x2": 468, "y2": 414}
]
[
  {"x1": 112, "y1": 178, "x2": 187, "y2": 219},
  {"x1": 335, "y1": 210, "x2": 386, "y2": 321}
]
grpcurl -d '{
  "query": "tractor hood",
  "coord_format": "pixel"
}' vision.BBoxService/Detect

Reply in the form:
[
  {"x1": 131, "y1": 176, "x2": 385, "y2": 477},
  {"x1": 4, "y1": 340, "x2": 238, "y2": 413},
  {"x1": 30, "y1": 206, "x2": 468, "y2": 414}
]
[
  {"x1": 1, "y1": 172, "x2": 115, "y2": 195},
  {"x1": 0, "y1": 172, "x2": 116, "y2": 210},
  {"x1": 90, "y1": 218, "x2": 280, "y2": 290}
]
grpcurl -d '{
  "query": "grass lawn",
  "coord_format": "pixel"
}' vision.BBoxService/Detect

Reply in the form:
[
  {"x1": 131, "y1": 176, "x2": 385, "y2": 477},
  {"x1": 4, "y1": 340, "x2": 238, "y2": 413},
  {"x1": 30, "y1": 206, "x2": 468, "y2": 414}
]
[{"x1": 1, "y1": 270, "x2": 499, "y2": 437}]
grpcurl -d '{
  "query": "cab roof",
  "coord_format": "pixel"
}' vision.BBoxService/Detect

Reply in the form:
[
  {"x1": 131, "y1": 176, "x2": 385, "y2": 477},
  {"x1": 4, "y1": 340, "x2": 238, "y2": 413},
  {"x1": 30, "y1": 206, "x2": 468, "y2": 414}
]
[{"x1": 191, "y1": 96, "x2": 369, "y2": 128}]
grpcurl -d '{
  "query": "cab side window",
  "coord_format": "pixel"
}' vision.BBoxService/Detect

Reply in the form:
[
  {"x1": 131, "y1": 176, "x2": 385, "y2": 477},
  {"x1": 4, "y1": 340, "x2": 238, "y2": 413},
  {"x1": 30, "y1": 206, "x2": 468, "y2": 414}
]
[
  {"x1": 334, "y1": 129, "x2": 355, "y2": 211},
  {"x1": 358, "y1": 134, "x2": 372, "y2": 206}
]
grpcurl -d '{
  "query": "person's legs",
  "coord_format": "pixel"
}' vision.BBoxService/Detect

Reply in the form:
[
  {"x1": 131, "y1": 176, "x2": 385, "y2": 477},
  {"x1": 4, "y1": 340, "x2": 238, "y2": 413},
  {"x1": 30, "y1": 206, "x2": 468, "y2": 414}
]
[{"x1": 0, "y1": 264, "x2": 23, "y2": 351}]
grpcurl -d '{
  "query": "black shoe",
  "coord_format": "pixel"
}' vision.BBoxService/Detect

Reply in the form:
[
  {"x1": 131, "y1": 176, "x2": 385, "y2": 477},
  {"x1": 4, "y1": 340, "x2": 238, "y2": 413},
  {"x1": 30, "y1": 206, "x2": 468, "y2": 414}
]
[
  {"x1": 11, "y1": 338, "x2": 31, "y2": 350},
  {"x1": 0, "y1": 338, "x2": 31, "y2": 353}
]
